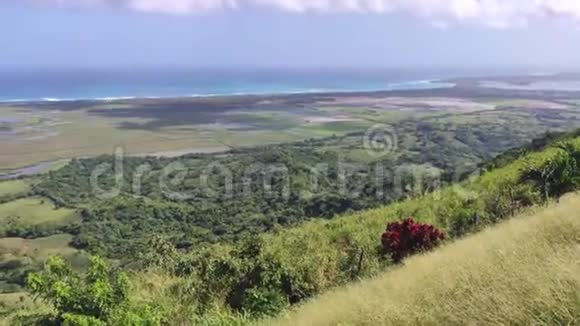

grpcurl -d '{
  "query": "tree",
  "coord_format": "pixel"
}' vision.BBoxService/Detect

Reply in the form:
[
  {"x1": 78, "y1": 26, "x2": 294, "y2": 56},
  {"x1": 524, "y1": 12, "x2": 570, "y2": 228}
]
[{"x1": 523, "y1": 143, "x2": 579, "y2": 200}]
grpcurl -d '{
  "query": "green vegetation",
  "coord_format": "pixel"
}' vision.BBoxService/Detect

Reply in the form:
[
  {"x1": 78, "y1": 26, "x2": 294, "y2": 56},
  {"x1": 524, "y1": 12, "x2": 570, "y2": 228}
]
[
  {"x1": 0, "y1": 234, "x2": 77, "y2": 258},
  {"x1": 268, "y1": 193, "x2": 580, "y2": 326},
  {"x1": 131, "y1": 134, "x2": 577, "y2": 324},
  {"x1": 1, "y1": 95, "x2": 579, "y2": 325},
  {"x1": 0, "y1": 180, "x2": 32, "y2": 199},
  {"x1": 0, "y1": 129, "x2": 578, "y2": 324},
  {"x1": 0, "y1": 234, "x2": 89, "y2": 297},
  {"x1": 0, "y1": 197, "x2": 78, "y2": 238},
  {"x1": 4, "y1": 131, "x2": 577, "y2": 325},
  {"x1": 0, "y1": 292, "x2": 45, "y2": 326},
  {"x1": 6, "y1": 130, "x2": 570, "y2": 325},
  {"x1": 30, "y1": 119, "x2": 576, "y2": 259},
  {"x1": 24, "y1": 256, "x2": 160, "y2": 325}
]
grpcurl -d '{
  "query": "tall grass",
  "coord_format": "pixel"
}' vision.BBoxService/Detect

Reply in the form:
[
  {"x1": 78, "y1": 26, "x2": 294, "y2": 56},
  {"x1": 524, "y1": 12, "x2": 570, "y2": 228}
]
[{"x1": 267, "y1": 193, "x2": 580, "y2": 326}]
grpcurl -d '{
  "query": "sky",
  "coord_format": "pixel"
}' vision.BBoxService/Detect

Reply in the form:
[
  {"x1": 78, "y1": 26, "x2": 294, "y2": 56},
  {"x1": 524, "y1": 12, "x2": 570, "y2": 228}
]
[{"x1": 1, "y1": 0, "x2": 580, "y2": 69}]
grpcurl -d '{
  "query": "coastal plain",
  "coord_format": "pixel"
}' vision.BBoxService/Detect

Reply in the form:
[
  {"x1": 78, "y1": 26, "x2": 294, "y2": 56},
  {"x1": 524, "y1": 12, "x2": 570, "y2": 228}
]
[{"x1": 2, "y1": 76, "x2": 580, "y2": 171}]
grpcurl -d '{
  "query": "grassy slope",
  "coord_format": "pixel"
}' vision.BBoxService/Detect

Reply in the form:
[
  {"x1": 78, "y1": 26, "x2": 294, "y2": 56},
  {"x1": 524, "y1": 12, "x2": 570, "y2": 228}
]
[
  {"x1": 0, "y1": 292, "x2": 49, "y2": 326},
  {"x1": 127, "y1": 134, "x2": 579, "y2": 326},
  {"x1": 268, "y1": 193, "x2": 580, "y2": 326},
  {"x1": 252, "y1": 139, "x2": 578, "y2": 295}
]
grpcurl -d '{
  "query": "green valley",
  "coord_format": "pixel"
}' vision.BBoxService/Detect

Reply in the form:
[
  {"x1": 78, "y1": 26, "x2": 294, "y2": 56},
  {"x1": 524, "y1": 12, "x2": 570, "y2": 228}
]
[{"x1": 1, "y1": 121, "x2": 579, "y2": 325}]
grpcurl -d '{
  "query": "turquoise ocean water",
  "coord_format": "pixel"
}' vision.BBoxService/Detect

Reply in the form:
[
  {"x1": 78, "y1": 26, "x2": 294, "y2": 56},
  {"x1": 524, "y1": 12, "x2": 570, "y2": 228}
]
[{"x1": 0, "y1": 68, "x2": 461, "y2": 102}]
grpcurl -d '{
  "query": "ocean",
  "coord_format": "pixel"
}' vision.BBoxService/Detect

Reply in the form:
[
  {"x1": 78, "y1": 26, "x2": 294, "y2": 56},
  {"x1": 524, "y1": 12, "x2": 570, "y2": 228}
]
[{"x1": 0, "y1": 68, "x2": 462, "y2": 102}]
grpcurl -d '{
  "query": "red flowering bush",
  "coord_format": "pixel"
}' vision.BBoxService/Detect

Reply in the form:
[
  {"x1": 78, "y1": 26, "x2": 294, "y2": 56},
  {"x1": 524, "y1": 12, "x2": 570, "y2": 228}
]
[{"x1": 381, "y1": 218, "x2": 445, "y2": 263}]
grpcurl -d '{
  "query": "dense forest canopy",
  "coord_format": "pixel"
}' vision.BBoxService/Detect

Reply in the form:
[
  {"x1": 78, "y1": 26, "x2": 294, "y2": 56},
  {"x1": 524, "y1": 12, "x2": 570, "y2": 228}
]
[{"x1": 26, "y1": 120, "x2": 550, "y2": 258}]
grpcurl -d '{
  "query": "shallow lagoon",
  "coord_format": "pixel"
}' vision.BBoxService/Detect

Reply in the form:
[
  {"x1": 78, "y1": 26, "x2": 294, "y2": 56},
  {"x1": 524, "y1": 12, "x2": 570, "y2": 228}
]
[{"x1": 0, "y1": 161, "x2": 56, "y2": 180}]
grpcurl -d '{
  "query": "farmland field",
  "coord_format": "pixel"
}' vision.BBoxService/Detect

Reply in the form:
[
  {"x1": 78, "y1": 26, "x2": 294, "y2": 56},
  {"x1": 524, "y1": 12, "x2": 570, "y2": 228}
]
[
  {"x1": 0, "y1": 180, "x2": 32, "y2": 198},
  {"x1": 0, "y1": 197, "x2": 77, "y2": 229}
]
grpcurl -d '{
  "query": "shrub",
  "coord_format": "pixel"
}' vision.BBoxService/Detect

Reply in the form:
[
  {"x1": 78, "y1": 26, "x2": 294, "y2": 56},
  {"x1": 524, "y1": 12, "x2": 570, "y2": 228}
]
[
  {"x1": 27, "y1": 256, "x2": 129, "y2": 321},
  {"x1": 381, "y1": 218, "x2": 445, "y2": 263},
  {"x1": 174, "y1": 236, "x2": 308, "y2": 317},
  {"x1": 241, "y1": 288, "x2": 289, "y2": 316},
  {"x1": 26, "y1": 255, "x2": 161, "y2": 325}
]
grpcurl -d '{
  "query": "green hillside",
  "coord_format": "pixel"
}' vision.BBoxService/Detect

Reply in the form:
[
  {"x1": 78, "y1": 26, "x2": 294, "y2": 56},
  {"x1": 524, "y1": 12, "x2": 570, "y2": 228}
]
[
  {"x1": 268, "y1": 193, "x2": 580, "y2": 325},
  {"x1": 132, "y1": 132, "x2": 580, "y2": 324}
]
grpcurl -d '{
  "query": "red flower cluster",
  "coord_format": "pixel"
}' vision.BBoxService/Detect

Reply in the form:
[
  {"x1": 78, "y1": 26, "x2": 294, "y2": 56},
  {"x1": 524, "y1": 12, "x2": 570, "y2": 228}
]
[{"x1": 381, "y1": 218, "x2": 445, "y2": 263}]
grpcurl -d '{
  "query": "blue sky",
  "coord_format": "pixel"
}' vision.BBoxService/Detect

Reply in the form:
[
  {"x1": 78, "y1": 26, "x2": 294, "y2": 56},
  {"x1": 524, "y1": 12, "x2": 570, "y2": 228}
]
[{"x1": 1, "y1": 1, "x2": 580, "y2": 69}]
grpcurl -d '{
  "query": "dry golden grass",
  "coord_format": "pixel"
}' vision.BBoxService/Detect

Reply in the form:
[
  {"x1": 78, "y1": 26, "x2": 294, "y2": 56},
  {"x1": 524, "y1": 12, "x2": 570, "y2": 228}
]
[{"x1": 267, "y1": 193, "x2": 580, "y2": 326}]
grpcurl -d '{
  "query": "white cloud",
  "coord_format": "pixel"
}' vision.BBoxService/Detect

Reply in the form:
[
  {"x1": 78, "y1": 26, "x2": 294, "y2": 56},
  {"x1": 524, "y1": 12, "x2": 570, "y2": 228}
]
[
  {"x1": 26, "y1": 0, "x2": 580, "y2": 27},
  {"x1": 124, "y1": 0, "x2": 237, "y2": 14}
]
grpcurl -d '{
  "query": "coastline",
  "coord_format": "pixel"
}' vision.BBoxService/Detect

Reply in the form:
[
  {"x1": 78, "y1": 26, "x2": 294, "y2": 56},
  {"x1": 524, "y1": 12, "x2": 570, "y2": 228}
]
[
  {"x1": 0, "y1": 79, "x2": 454, "y2": 104},
  {"x1": 3, "y1": 72, "x2": 580, "y2": 176}
]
